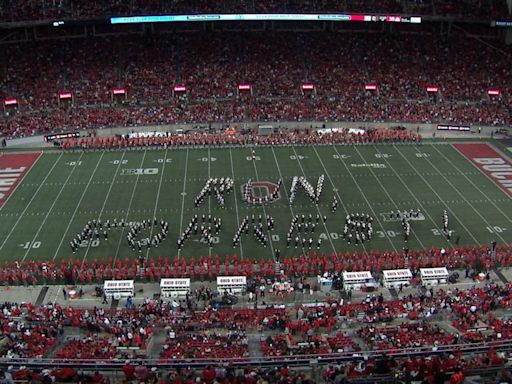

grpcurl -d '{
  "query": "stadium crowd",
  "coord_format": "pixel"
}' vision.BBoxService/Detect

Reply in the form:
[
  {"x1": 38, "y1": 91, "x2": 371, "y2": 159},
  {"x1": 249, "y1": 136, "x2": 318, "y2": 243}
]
[
  {"x1": 0, "y1": 243, "x2": 510, "y2": 285},
  {"x1": 1, "y1": 31, "x2": 511, "y2": 138},
  {"x1": 1, "y1": 277, "x2": 512, "y2": 382},
  {"x1": 0, "y1": 0, "x2": 510, "y2": 22}
]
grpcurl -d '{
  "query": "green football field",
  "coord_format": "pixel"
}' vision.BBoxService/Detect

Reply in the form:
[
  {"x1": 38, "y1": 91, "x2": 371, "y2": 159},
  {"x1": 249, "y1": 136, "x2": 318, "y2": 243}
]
[{"x1": 0, "y1": 143, "x2": 510, "y2": 267}]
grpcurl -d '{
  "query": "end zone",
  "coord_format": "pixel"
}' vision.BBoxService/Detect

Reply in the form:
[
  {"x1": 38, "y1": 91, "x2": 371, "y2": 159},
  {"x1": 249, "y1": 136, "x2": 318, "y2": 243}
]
[
  {"x1": 0, "y1": 152, "x2": 42, "y2": 208},
  {"x1": 453, "y1": 143, "x2": 512, "y2": 198}
]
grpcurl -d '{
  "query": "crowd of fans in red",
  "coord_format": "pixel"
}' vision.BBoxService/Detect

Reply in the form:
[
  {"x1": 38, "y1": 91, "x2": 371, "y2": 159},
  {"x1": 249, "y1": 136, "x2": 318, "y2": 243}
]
[
  {"x1": 358, "y1": 322, "x2": 456, "y2": 350},
  {"x1": 1, "y1": 30, "x2": 511, "y2": 138},
  {"x1": 0, "y1": 243, "x2": 509, "y2": 285},
  {"x1": 1, "y1": 278, "x2": 512, "y2": 382},
  {"x1": 161, "y1": 331, "x2": 249, "y2": 360},
  {"x1": 0, "y1": 0, "x2": 509, "y2": 22}
]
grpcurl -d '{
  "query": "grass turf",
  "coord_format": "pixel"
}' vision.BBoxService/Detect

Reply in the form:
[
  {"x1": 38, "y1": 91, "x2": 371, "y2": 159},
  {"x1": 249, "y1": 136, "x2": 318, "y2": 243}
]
[{"x1": 0, "y1": 143, "x2": 510, "y2": 267}]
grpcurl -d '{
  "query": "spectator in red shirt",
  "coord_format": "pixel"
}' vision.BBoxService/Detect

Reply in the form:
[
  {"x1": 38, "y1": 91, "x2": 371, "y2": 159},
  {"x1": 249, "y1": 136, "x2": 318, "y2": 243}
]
[
  {"x1": 202, "y1": 365, "x2": 216, "y2": 384},
  {"x1": 90, "y1": 371, "x2": 104, "y2": 384},
  {"x1": 449, "y1": 367, "x2": 464, "y2": 384},
  {"x1": 122, "y1": 360, "x2": 135, "y2": 380},
  {"x1": 134, "y1": 362, "x2": 148, "y2": 381}
]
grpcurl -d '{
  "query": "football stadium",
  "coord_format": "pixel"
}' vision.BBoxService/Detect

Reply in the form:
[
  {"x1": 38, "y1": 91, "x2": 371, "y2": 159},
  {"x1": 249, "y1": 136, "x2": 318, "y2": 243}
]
[{"x1": 0, "y1": 1, "x2": 511, "y2": 383}]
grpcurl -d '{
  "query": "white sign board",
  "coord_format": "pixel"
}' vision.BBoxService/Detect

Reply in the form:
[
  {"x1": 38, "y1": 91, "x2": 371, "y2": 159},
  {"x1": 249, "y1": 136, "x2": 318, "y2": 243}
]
[
  {"x1": 342, "y1": 271, "x2": 373, "y2": 282},
  {"x1": 216, "y1": 276, "x2": 247, "y2": 294},
  {"x1": 342, "y1": 271, "x2": 375, "y2": 292},
  {"x1": 382, "y1": 269, "x2": 412, "y2": 289},
  {"x1": 103, "y1": 280, "x2": 134, "y2": 299},
  {"x1": 160, "y1": 278, "x2": 190, "y2": 298},
  {"x1": 420, "y1": 267, "x2": 449, "y2": 286},
  {"x1": 160, "y1": 278, "x2": 190, "y2": 288}
]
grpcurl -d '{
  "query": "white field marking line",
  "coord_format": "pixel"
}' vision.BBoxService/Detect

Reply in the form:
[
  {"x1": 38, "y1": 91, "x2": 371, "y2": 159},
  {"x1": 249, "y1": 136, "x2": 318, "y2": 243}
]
[
  {"x1": 145, "y1": 149, "x2": 169, "y2": 260},
  {"x1": 113, "y1": 150, "x2": 148, "y2": 265},
  {"x1": 21, "y1": 152, "x2": 85, "y2": 263},
  {"x1": 0, "y1": 151, "x2": 43, "y2": 212},
  {"x1": 0, "y1": 153, "x2": 63, "y2": 252},
  {"x1": 412, "y1": 144, "x2": 508, "y2": 244},
  {"x1": 331, "y1": 145, "x2": 397, "y2": 252},
  {"x1": 287, "y1": 147, "x2": 339, "y2": 255},
  {"x1": 250, "y1": 146, "x2": 276, "y2": 261},
  {"x1": 270, "y1": 147, "x2": 309, "y2": 256},
  {"x1": 53, "y1": 152, "x2": 106, "y2": 260},
  {"x1": 229, "y1": 149, "x2": 244, "y2": 260},
  {"x1": 353, "y1": 146, "x2": 425, "y2": 249},
  {"x1": 51, "y1": 285, "x2": 60, "y2": 306},
  {"x1": 207, "y1": 147, "x2": 212, "y2": 259},
  {"x1": 80, "y1": 150, "x2": 127, "y2": 269},
  {"x1": 177, "y1": 149, "x2": 190, "y2": 258},
  {"x1": 392, "y1": 145, "x2": 480, "y2": 244},
  {"x1": 442, "y1": 144, "x2": 512, "y2": 223},
  {"x1": 311, "y1": 146, "x2": 368, "y2": 255},
  {"x1": 371, "y1": 145, "x2": 451, "y2": 247}
]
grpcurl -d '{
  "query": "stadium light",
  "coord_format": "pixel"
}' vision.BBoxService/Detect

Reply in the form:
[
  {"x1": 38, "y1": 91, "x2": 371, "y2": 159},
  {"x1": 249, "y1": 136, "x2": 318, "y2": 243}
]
[
  {"x1": 487, "y1": 89, "x2": 501, "y2": 96},
  {"x1": 58, "y1": 92, "x2": 73, "y2": 100},
  {"x1": 3, "y1": 98, "x2": 17, "y2": 106}
]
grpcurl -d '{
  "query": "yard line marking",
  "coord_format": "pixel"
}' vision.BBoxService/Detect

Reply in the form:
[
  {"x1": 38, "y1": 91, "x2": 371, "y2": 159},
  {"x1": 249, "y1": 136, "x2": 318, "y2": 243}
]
[
  {"x1": 113, "y1": 150, "x2": 148, "y2": 266},
  {"x1": 145, "y1": 149, "x2": 169, "y2": 260},
  {"x1": 21, "y1": 153, "x2": 85, "y2": 263},
  {"x1": 52, "y1": 152, "x2": 106, "y2": 260},
  {"x1": 393, "y1": 145, "x2": 480, "y2": 244},
  {"x1": 311, "y1": 146, "x2": 367, "y2": 253},
  {"x1": 372, "y1": 145, "x2": 450, "y2": 247},
  {"x1": 0, "y1": 153, "x2": 63, "y2": 253},
  {"x1": 439, "y1": 145, "x2": 511, "y2": 223},
  {"x1": 229, "y1": 149, "x2": 244, "y2": 260},
  {"x1": 80, "y1": 151, "x2": 127, "y2": 269},
  {"x1": 250, "y1": 147, "x2": 276, "y2": 261},
  {"x1": 271, "y1": 147, "x2": 310, "y2": 256},
  {"x1": 331, "y1": 145, "x2": 397, "y2": 252},
  {"x1": 354, "y1": 146, "x2": 425, "y2": 248},
  {"x1": 177, "y1": 149, "x2": 190, "y2": 259},
  {"x1": 413, "y1": 144, "x2": 508, "y2": 244}
]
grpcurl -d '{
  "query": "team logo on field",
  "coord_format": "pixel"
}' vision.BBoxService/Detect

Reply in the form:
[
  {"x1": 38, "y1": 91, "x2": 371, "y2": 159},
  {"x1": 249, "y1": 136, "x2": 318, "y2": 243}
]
[
  {"x1": 121, "y1": 168, "x2": 159, "y2": 175},
  {"x1": 241, "y1": 181, "x2": 280, "y2": 204}
]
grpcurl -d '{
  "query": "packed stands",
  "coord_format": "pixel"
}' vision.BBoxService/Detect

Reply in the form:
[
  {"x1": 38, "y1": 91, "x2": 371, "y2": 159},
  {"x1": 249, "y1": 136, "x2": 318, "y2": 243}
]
[
  {"x1": 1, "y1": 278, "x2": 512, "y2": 381},
  {"x1": 54, "y1": 336, "x2": 118, "y2": 360},
  {"x1": 1, "y1": 31, "x2": 510, "y2": 138},
  {"x1": 358, "y1": 322, "x2": 456, "y2": 350},
  {"x1": 161, "y1": 331, "x2": 249, "y2": 360}
]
